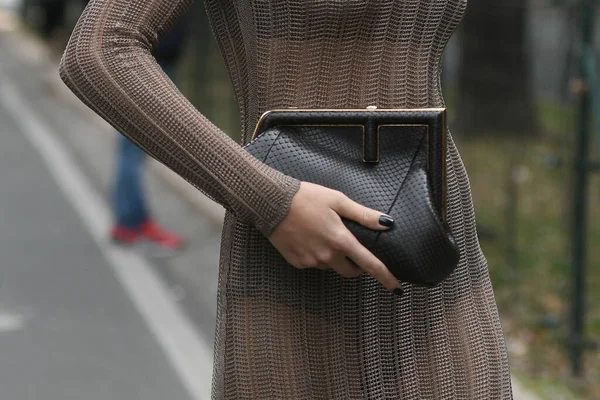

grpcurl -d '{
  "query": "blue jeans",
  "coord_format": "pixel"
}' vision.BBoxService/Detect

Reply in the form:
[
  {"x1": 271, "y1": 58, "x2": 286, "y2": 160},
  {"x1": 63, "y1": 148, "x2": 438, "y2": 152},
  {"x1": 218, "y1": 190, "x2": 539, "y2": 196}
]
[{"x1": 112, "y1": 62, "x2": 175, "y2": 229}]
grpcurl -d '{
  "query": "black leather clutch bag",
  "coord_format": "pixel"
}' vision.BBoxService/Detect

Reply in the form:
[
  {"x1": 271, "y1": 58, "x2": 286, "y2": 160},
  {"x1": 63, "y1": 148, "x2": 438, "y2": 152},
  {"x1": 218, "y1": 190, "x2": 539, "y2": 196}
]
[{"x1": 244, "y1": 108, "x2": 459, "y2": 287}]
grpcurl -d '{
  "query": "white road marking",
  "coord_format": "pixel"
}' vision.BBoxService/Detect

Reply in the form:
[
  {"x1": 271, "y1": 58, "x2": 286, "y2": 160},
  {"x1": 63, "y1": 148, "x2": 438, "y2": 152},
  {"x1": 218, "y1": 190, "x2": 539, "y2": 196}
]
[
  {"x1": 0, "y1": 310, "x2": 27, "y2": 333},
  {"x1": 0, "y1": 74, "x2": 212, "y2": 400}
]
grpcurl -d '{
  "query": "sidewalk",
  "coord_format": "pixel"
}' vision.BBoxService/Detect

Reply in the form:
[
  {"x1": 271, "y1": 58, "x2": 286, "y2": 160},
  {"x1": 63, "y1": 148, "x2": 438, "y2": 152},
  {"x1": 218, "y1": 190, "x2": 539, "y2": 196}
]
[{"x1": 4, "y1": 11, "x2": 541, "y2": 400}]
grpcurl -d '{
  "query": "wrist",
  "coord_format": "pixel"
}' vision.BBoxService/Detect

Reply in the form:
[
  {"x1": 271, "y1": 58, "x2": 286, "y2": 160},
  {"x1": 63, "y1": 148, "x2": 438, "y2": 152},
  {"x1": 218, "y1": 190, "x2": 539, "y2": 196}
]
[{"x1": 255, "y1": 177, "x2": 302, "y2": 238}]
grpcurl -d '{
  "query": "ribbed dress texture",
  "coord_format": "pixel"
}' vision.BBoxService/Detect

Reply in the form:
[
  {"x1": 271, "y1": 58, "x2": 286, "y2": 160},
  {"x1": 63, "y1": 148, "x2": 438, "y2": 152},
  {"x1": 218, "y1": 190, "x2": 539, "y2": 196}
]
[{"x1": 59, "y1": 0, "x2": 513, "y2": 398}]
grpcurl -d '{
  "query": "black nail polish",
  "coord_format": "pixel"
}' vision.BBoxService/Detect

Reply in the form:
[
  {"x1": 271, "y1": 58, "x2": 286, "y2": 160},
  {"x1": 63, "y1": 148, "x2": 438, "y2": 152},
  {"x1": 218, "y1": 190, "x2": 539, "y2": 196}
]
[
  {"x1": 393, "y1": 288, "x2": 404, "y2": 297},
  {"x1": 379, "y1": 215, "x2": 395, "y2": 227}
]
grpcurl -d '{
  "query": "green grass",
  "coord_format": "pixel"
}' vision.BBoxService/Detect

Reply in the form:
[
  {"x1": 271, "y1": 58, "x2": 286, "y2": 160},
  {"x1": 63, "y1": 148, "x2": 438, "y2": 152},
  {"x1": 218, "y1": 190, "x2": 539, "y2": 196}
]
[{"x1": 458, "y1": 100, "x2": 600, "y2": 398}]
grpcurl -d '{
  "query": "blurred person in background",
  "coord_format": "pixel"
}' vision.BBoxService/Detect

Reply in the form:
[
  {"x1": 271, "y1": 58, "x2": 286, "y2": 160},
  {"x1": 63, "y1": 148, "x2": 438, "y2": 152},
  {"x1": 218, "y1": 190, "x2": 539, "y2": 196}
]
[
  {"x1": 39, "y1": 0, "x2": 64, "y2": 37},
  {"x1": 109, "y1": 17, "x2": 189, "y2": 252},
  {"x1": 19, "y1": 0, "x2": 66, "y2": 39}
]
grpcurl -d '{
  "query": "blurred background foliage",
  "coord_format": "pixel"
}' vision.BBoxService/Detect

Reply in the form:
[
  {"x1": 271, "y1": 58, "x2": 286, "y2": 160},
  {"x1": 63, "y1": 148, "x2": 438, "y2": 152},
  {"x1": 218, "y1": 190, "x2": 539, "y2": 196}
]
[
  {"x1": 19, "y1": 0, "x2": 600, "y2": 398},
  {"x1": 443, "y1": 1, "x2": 600, "y2": 398}
]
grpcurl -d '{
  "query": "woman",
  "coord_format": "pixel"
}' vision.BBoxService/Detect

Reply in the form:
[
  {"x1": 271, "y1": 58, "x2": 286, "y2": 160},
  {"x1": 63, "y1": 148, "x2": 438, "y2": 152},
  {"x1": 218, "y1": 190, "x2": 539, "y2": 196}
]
[{"x1": 59, "y1": 0, "x2": 513, "y2": 398}]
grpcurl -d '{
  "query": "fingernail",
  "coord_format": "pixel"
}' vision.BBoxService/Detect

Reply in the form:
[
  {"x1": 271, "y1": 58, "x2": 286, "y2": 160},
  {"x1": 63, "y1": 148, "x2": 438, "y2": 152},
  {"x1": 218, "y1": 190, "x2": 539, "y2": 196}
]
[
  {"x1": 393, "y1": 288, "x2": 404, "y2": 297},
  {"x1": 379, "y1": 215, "x2": 395, "y2": 227}
]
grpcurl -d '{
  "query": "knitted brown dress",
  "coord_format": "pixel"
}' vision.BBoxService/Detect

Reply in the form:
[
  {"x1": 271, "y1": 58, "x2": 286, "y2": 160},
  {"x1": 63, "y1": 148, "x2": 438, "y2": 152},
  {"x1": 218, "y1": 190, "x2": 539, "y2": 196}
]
[{"x1": 59, "y1": 0, "x2": 513, "y2": 398}]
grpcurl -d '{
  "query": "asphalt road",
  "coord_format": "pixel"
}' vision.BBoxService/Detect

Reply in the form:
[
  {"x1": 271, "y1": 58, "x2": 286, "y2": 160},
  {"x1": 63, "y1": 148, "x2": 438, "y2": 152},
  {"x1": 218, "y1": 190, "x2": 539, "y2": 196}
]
[{"x1": 0, "y1": 17, "x2": 214, "y2": 400}]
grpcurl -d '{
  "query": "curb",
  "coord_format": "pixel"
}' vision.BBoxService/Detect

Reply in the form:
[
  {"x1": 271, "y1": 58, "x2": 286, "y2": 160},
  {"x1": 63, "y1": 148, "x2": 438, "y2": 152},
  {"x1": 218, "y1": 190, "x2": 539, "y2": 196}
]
[{"x1": 511, "y1": 379, "x2": 541, "y2": 400}]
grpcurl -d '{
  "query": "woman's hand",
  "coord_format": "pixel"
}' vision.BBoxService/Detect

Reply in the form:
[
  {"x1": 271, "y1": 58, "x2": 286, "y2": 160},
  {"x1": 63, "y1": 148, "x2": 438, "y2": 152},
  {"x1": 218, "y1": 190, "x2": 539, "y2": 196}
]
[{"x1": 269, "y1": 182, "x2": 402, "y2": 293}]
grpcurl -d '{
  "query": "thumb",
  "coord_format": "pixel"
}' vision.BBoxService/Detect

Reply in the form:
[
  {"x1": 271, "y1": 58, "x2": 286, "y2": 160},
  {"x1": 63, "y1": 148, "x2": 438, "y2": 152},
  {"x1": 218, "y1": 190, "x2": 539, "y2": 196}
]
[{"x1": 333, "y1": 194, "x2": 395, "y2": 231}]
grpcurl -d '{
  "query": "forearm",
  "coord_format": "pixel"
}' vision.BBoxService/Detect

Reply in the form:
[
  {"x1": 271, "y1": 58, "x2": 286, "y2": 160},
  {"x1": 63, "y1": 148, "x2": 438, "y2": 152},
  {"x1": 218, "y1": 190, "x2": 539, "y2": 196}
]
[{"x1": 59, "y1": 0, "x2": 300, "y2": 236}]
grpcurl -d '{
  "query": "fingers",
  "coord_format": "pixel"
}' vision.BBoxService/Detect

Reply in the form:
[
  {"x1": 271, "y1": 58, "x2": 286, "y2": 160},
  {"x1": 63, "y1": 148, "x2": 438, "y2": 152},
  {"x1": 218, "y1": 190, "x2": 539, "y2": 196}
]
[
  {"x1": 311, "y1": 250, "x2": 362, "y2": 278},
  {"x1": 343, "y1": 234, "x2": 401, "y2": 292},
  {"x1": 332, "y1": 192, "x2": 394, "y2": 231},
  {"x1": 331, "y1": 256, "x2": 363, "y2": 278}
]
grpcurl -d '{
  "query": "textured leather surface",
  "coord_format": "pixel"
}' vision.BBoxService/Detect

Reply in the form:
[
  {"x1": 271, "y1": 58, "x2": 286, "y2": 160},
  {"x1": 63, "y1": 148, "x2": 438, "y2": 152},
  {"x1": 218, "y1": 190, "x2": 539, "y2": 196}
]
[{"x1": 246, "y1": 109, "x2": 460, "y2": 286}]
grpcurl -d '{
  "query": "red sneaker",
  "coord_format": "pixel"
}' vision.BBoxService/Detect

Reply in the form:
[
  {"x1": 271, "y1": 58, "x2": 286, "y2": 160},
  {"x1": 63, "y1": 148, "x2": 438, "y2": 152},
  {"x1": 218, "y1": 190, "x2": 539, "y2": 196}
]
[
  {"x1": 110, "y1": 224, "x2": 142, "y2": 245},
  {"x1": 139, "y1": 220, "x2": 185, "y2": 251}
]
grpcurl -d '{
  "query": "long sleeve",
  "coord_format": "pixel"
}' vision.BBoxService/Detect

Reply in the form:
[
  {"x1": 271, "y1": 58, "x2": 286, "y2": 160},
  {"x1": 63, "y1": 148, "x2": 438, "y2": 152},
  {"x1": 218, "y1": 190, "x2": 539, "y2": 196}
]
[{"x1": 58, "y1": 0, "x2": 300, "y2": 236}]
